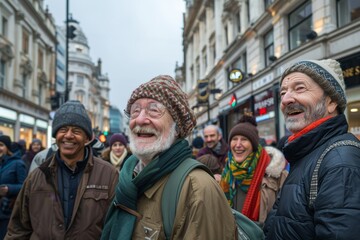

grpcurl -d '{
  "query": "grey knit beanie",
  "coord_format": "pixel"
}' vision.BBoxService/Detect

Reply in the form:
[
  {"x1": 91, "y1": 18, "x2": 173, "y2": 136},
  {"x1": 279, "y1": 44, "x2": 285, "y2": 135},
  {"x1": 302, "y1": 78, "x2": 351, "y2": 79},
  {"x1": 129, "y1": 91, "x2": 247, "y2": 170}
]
[
  {"x1": 280, "y1": 59, "x2": 346, "y2": 113},
  {"x1": 52, "y1": 100, "x2": 92, "y2": 139}
]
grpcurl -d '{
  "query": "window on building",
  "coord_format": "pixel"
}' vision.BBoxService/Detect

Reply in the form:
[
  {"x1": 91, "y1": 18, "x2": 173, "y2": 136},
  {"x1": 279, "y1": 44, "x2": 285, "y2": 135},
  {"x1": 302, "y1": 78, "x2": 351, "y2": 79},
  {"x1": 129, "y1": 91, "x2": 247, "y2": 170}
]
[
  {"x1": 76, "y1": 91, "x2": 84, "y2": 103},
  {"x1": 77, "y1": 75, "x2": 84, "y2": 86},
  {"x1": 235, "y1": 11, "x2": 241, "y2": 34},
  {"x1": 264, "y1": 29, "x2": 274, "y2": 67},
  {"x1": 288, "y1": 1, "x2": 312, "y2": 50},
  {"x1": 38, "y1": 83, "x2": 43, "y2": 105},
  {"x1": 1, "y1": 17, "x2": 8, "y2": 36},
  {"x1": 38, "y1": 48, "x2": 44, "y2": 70},
  {"x1": 337, "y1": 0, "x2": 360, "y2": 27},
  {"x1": 202, "y1": 47, "x2": 207, "y2": 73},
  {"x1": 22, "y1": 29, "x2": 29, "y2": 54},
  {"x1": 22, "y1": 74, "x2": 27, "y2": 97},
  {"x1": 190, "y1": 65, "x2": 194, "y2": 88},
  {"x1": 0, "y1": 60, "x2": 5, "y2": 88},
  {"x1": 209, "y1": 34, "x2": 216, "y2": 66},
  {"x1": 195, "y1": 57, "x2": 200, "y2": 81},
  {"x1": 224, "y1": 26, "x2": 229, "y2": 46},
  {"x1": 264, "y1": 0, "x2": 274, "y2": 8}
]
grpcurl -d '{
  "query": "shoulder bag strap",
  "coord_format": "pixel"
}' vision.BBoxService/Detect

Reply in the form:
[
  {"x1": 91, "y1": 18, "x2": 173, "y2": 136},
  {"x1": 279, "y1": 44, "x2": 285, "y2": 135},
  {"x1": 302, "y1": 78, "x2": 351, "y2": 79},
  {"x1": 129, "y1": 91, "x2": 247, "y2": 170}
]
[
  {"x1": 309, "y1": 140, "x2": 360, "y2": 208},
  {"x1": 161, "y1": 158, "x2": 212, "y2": 240}
]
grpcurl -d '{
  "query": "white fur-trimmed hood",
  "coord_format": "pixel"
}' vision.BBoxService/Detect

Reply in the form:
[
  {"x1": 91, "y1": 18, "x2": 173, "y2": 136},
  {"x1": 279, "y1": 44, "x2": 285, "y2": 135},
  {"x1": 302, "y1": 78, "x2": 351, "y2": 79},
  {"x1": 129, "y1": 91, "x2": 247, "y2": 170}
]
[{"x1": 264, "y1": 146, "x2": 287, "y2": 178}]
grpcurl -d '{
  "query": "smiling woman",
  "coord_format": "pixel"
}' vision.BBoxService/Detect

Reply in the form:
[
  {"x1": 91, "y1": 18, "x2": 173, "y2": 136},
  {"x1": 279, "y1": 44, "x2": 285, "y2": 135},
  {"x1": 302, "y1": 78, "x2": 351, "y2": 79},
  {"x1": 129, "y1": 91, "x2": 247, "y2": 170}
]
[{"x1": 220, "y1": 115, "x2": 288, "y2": 225}]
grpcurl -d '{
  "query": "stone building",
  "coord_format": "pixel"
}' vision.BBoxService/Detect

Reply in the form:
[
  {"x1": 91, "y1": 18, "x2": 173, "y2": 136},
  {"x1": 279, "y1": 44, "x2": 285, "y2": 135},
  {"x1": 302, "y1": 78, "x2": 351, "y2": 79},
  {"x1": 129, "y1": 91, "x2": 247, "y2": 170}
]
[
  {"x1": 0, "y1": 0, "x2": 56, "y2": 147},
  {"x1": 182, "y1": 0, "x2": 360, "y2": 142}
]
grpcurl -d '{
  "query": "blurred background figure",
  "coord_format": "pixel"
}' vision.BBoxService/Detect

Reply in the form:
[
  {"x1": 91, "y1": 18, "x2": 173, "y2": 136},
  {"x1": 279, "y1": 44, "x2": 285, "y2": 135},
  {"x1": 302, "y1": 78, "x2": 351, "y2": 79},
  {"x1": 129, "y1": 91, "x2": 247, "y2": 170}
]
[
  {"x1": 197, "y1": 125, "x2": 229, "y2": 170},
  {"x1": 220, "y1": 116, "x2": 288, "y2": 226},
  {"x1": 196, "y1": 154, "x2": 222, "y2": 183},
  {"x1": 101, "y1": 133, "x2": 131, "y2": 171},
  {"x1": 0, "y1": 135, "x2": 27, "y2": 239},
  {"x1": 191, "y1": 136, "x2": 204, "y2": 158},
  {"x1": 22, "y1": 139, "x2": 45, "y2": 173},
  {"x1": 16, "y1": 140, "x2": 27, "y2": 157}
]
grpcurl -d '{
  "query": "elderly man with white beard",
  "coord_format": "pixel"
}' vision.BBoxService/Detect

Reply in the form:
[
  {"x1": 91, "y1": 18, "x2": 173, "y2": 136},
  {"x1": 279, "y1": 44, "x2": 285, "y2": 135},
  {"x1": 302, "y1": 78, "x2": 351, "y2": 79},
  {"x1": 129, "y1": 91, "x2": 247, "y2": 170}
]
[{"x1": 101, "y1": 75, "x2": 237, "y2": 240}]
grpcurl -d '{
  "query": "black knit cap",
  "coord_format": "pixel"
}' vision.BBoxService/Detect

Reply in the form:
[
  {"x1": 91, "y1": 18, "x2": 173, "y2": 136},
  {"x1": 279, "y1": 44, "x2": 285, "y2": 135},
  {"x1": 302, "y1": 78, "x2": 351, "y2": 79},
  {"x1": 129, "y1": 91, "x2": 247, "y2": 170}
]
[
  {"x1": 52, "y1": 100, "x2": 92, "y2": 139},
  {"x1": 228, "y1": 115, "x2": 259, "y2": 152},
  {"x1": 0, "y1": 135, "x2": 12, "y2": 150}
]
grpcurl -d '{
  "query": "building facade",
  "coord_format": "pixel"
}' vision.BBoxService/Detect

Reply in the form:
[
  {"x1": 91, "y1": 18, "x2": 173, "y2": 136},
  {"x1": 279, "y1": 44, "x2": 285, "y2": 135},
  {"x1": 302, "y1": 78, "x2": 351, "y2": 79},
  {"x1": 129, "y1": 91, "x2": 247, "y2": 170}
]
[
  {"x1": 182, "y1": 0, "x2": 360, "y2": 143},
  {"x1": 0, "y1": 0, "x2": 56, "y2": 147},
  {"x1": 61, "y1": 18, "x2": 111, "y2": 136}
]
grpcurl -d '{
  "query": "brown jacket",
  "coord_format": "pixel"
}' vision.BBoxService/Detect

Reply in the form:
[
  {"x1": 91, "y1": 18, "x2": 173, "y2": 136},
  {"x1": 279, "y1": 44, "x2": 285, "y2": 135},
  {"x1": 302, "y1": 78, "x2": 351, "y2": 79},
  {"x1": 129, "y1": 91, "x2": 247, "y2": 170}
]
[
  {"x1": 5, "y1": 149, "x2": 119, "y2": 240},
  {"x1": 133, "y1": 168, "x2": 237, "y2": 239}
]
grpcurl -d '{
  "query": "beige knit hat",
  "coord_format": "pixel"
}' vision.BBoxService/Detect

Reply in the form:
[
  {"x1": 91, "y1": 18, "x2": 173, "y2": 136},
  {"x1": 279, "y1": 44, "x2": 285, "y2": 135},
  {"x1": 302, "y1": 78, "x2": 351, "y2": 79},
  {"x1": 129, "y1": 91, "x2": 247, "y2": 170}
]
[
  {"x1": 280, "y1": 59, "x2": 346, "y2": 113},
  {"x1": 126, "y1": 75, "x2": 196, "y2": 138}
]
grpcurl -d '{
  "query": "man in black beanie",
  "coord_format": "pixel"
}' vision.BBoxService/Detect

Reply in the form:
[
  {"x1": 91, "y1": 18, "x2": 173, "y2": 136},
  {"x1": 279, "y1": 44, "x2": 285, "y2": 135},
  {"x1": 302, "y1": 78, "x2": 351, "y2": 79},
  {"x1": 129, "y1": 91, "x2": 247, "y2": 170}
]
[{"x1": 6, "y1": 100, "x2": 118, "y2": 239}]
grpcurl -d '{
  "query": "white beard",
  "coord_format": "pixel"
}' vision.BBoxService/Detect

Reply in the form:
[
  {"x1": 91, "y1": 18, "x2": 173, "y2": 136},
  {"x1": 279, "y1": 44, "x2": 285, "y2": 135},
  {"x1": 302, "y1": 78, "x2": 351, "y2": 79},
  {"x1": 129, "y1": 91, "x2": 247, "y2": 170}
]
[{"x1": 129, "y1": 122, "x2": 177, "y2": 165}]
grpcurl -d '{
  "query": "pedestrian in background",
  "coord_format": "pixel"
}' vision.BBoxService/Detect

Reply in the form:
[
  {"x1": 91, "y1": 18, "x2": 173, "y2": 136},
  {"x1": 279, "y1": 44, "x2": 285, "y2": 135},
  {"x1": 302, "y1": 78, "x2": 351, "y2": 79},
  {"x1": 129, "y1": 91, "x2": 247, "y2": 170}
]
[
  {"x1": 21, "y1": 138, "x2": 44, "y2": 172},
  {"x1": 197, "y1": 124, "x2": 229, "y2": 170},
  {"x1": 264, "y1": 59, "x2": 360, "y2": 239},
  {"x1": 220, "y1": 116, "x2": 288, "y2": 226},
  {"x1": 101, "y1": 75, "x2": 236, "y2": 240},
  {"x1": 191, "y1": 135, "x2": 204, "y2": 158},
  {"x1": 101, "y1": 133, "x2": 131, "y2": 171},
  {"x1": 0, "y1": 135, "x2": 27, "y2": 239},
  {"x1": 196, "y1": 154, "x2": 222, "y2": 183},
  {"x1": 6, "y1": 100, "x2": 118, "y2": 239}
]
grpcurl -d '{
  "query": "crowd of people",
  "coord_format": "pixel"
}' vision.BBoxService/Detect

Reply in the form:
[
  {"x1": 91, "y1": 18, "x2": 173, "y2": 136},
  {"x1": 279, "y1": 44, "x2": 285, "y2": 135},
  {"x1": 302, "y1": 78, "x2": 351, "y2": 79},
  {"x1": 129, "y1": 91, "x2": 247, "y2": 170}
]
[{"x1": 0, "y1": 58, "x2": 358, "y2": 239}]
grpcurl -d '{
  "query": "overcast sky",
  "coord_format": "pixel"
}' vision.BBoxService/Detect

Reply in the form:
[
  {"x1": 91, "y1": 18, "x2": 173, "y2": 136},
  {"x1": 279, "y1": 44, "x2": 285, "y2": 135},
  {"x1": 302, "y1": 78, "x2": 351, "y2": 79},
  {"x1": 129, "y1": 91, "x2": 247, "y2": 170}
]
[{"x1": 44, "y1": 0, "x2": 185, "y2": 112}]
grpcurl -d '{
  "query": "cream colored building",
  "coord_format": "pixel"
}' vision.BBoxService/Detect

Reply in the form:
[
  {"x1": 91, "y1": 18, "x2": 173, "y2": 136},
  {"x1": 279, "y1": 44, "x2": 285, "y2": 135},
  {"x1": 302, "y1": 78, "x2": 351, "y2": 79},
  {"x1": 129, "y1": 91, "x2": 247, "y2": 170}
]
[
  {"x1": 65, "y1": 18, "x2": 110, "y2": 136},
  {"x1": 0, "y1": 0, "x2": 56, "y2": 147},
  {"x1": 182, "y1": 0, "x2": 360, "y2": 142}
]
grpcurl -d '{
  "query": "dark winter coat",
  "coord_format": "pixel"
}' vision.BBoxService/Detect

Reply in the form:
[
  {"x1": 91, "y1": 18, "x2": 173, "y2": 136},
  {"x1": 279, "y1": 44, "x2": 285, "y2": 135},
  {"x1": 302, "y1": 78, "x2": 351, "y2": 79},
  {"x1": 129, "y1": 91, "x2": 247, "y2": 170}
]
[
  {"x1": 6, "y1": 146, "x2": 119, "y2": 240},
  {"x1": 264, "y1": 114, "x2": 360, "y2": 239},
  {"x1": 0, "y1": 151, "x2": 27, "y2": 220}
]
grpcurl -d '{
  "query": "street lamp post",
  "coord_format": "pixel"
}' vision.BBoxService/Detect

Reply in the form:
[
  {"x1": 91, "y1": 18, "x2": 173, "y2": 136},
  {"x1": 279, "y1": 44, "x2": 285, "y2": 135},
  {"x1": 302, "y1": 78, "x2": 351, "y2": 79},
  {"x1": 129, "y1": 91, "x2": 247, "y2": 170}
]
[{"x1": 65, "y1": 0, "x2": 70, "y2": 102}]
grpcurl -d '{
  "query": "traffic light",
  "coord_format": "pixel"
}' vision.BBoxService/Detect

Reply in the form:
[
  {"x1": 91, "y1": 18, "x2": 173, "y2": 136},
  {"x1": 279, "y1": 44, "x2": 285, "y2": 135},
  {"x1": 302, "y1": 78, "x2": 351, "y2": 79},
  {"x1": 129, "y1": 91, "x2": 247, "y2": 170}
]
[
  {"x1": 229, "y1": 94, "x2": 237, "y2": 107},
  {"x1": 103, "y1": 131, "x2": 109, "y2": 136},
  {"x1": 68, "y1": 25, "x2": 77, "y2": 39}
]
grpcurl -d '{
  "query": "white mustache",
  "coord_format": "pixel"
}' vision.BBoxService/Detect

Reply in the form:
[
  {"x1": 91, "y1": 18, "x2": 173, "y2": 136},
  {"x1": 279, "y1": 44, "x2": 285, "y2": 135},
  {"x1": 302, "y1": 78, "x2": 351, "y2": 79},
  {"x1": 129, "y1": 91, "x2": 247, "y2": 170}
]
[{"x1": 132, "y1": 126, "x2": 158, "y2": 136}]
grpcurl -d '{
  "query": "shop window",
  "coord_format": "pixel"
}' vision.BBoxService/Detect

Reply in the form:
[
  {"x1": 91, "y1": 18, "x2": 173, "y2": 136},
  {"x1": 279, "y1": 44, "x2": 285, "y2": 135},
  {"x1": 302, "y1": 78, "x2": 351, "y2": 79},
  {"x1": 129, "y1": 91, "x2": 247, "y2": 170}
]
[
  {"x1": 337, "y1": 0, "x2": 360, "y2": 27},
  {"x1": 348, "y1": 101, "x2": 360, "y2": 140},
  {"x1": 264, "y1": 29, "x2": 274, "y2": 67},
  {"x1": 288, "y1": 1, "x2": 312, "y2": 50}
]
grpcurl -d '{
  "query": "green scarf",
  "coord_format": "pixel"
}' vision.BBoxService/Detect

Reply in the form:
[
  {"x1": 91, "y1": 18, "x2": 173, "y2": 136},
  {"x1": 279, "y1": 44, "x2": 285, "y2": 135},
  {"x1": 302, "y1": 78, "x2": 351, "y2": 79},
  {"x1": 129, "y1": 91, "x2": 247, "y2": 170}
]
[
  {"x1": 220, "y1": 145, "x2": 262, "y2": 207},
  {"x1": 101, "y1": 139, "x2": 192, "y2": 240}
]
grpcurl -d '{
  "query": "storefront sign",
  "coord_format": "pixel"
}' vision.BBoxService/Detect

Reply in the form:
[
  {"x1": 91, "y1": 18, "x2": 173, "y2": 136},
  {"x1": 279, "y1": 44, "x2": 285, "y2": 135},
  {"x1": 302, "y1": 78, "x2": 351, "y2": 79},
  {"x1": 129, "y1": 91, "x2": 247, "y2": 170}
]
[
  {"x1": 254, "y1": 89, "x2": 275, "y2": 122},
  {"x1": 228, "y1": 69, "x2": 244, "y2": 83},
  {"x1": 252, "y1": 73, "x2": 274, "y2": 91},
  {"x1": 197, "y1": 79, "x2": 209, "y2": 104},
  {"x1": 339, "y1": 53, "x2": 360, "y2": 89}
]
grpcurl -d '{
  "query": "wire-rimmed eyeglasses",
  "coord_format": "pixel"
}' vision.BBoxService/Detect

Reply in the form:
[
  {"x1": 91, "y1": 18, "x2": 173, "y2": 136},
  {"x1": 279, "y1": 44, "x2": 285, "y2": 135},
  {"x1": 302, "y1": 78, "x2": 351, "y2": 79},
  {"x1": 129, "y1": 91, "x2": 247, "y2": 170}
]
[{"x1": 124, "y1": 102, "x2": 166, "y2": 119}]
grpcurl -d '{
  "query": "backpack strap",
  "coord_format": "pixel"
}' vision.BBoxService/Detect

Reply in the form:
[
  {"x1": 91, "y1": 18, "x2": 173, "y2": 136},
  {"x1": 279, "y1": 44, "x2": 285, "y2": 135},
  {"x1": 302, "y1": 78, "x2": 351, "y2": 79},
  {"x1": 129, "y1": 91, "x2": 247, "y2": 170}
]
[
  {"x1": 161, "y1": 158, "x2": 212, "y2": 240},
  {"x1": 309, "y1": 140, "x2": 360, "y2": 209}
]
